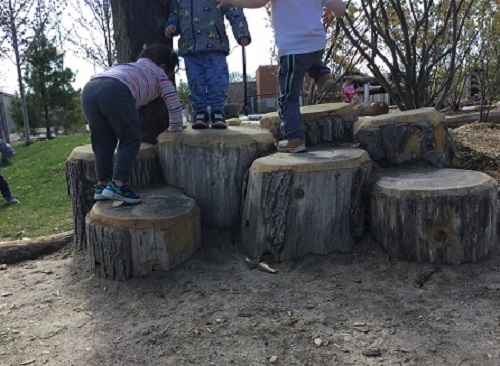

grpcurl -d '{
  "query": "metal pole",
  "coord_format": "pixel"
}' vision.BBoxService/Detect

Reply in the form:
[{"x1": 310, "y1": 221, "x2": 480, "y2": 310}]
[{"x1": 242, "y1": 46, "x2": 248, "y2": 116}]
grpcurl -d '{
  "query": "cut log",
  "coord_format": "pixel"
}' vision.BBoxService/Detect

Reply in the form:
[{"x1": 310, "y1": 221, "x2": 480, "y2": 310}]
[
  {"x1": 86, "y1": 186, "x2": 201, "y2": 281},
  {"x1": 65, "y1": 143, "x2": 158, "y2": 251},
  {"x1": 240, "y1": 148, "x2": 373, "y2": 262},
  {"x1": 354, "y1": 102, "x2": 389, "y2": 116},
  {"x1": 0, "y1": 231, "x2": 73, "y2": 264},
  {"x1": 370, "y1": 168, "x2": 498, "y2": 264},
  {"x1": 157, "y1": 127, "x2": 276, "y2": 227},
  {"x1": 354, "y1": 108, "x2": 452, "y2": 168},
  {"x1": 260, "y1": 103, "x2": 357, "y2": 147}
]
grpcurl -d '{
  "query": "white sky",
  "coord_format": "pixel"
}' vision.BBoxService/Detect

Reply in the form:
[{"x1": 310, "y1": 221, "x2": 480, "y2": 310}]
[{"x1": 0, "y1": 8, "x2": 275, "y2": 95}]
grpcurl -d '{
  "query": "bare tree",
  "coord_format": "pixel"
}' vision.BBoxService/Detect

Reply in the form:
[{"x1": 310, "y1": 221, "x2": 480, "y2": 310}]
[
  {"x1": 67, "y1": 0, "x2": 115, "y2": 69},
  {"x1": 1, "y1": 0, "x2": 34, "y2": 143},
  {"x1": 472, "y1": 0, "x2": 500, "y2": 121},
  {"x1": 1, "y1": 0, "x2": 66, "y2": 143},
  {"x1": 339, "y1": 0, "x2": 476, "y2": 111}
]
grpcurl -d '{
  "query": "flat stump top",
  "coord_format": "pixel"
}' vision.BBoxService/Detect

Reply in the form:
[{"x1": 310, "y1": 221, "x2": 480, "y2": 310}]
[
  {"x1": 251, "y1": 148, "x2": 370, "y2": 173},
  {"x1": 355, "y1": 108, "x2": 443, "y2": 131},
  {"x1": 374, "y1": 168, "x2": 497, "y2": 197},
  {"x1": 157, "y1": 127, "x2": 274, "y2": 148},
  {"x1": 69, "y1": 143, "x2": 156, "y2": 161},
  {"x1": 261, "y1": 103, "x2": 353, "y2": 124},
  {"x1": 89, "y1": 187, "x2": 197, "y2": 230}
]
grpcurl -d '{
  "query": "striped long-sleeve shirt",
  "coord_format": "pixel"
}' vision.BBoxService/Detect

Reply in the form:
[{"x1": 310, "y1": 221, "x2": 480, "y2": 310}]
[{"x1": 93, "y1": 58, "x2": 183, "y2": 130}]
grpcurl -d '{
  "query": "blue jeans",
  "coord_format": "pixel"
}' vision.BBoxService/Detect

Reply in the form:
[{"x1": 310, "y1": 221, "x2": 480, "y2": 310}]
[
  {"x1": 278, "y1": 50, "x2": 330, "y2": 140},
  {"x1": 184, "y1": 52, "x2": 229, "y2": 114}
]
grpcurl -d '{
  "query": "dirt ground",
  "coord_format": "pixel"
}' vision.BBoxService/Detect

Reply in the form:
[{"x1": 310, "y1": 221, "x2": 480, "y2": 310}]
[{"x1": 2, "y1": 116, "x2": 500, "y2": 366}]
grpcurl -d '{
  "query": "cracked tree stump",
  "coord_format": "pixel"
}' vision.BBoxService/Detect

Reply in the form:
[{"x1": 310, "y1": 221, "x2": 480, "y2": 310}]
[
  {"x1": 259, "y1": 103, "x2": 357, "y2": 146},
  {"x1": 66, "y1": 143, "x2": 158, "y2": 251},
  {"x1": 240, "y1": 148, "x2": 373, "y2": 262},
  {"x1": 86, "y1": 187, "x2": 201, "y2": 281},
  {"x1": 370, "y1": 168, "x2": 498, "y2": 264},
  {"x1": 157, "y1": 127, "x2": 276, "y2": 227}
]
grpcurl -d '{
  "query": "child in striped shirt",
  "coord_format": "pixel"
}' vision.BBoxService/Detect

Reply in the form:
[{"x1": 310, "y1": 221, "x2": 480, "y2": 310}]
[{"x1": 81, "y1": 44, "x2": 182, "y2": 204}]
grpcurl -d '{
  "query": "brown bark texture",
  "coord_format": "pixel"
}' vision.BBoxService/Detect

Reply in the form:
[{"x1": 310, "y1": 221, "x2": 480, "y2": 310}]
[{"x1": 110, "y1": 0, "x2": 173, "y2": 143}]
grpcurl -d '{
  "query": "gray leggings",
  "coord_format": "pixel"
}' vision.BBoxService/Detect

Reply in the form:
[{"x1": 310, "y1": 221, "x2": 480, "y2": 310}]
[{"x1": 81, "y1": 77, "x2": 141, "y2": 182}]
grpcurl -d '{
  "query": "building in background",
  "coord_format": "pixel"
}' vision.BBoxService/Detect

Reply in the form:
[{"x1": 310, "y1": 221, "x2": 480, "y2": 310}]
[{"x1": 0, "y1": 92, "x2": 15, "y2": 143}]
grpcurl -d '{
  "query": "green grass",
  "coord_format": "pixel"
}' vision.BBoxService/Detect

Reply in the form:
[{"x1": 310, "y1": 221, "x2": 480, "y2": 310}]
[{"x1": 0, "y1": 134, "x2": 91, "y2": 240}]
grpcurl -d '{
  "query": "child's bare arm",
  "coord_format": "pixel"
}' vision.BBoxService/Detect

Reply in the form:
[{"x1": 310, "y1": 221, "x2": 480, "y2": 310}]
[
  {"x1": 325, "y1": 0, "x2": 346, "y2": 17},
  {"x1": 217, "y1": 0, "x2": 270, "y2": 9}
]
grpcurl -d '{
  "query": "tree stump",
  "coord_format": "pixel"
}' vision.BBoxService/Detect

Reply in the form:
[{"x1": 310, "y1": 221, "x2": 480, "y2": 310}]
[
  {"x1": 66, "y1": 143, "x2": 157, "y2": 251},
  {"x1": 157, "y1": 127, "x2": 276, "y2": 227},
  {"x1": 354, "y1": 101, "x2": 389, "y2": 116},
  {"x1": 259, "y1": 103, "x2": 357, "y2": 146},
  {"x1": 86, "y1": 187, "x2": 201, "y2": 281},
  {"x1": 240, "y1": 148, "x2": 373, "y2": 262},
  {"x1": 353, "y1": 108, "x2": 453, "y2": 167},
  {"x1": 370, "y1": 168, "x2": 498, "y2": 264}
]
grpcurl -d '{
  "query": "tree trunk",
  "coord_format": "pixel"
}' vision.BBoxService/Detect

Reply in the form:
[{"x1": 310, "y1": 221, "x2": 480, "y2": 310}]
[
  {"x1": 65, "y1": 143, "x2": 158, "y2": 251},
  {"x1": 86, "y1": 187, "x2": 201, "y2": 281},
  {"x1": 240, "y1": 149, "x2": 373, "y2": 262},
  {"x1": 371, "y1": 168, "x2": 497, "y2": 264},
  {"x1": 157, "y1": 128, "x2": 276, "y2": 227},
  {"x1": 110, "y1": 0, "x2": 173, "y2": 143}
]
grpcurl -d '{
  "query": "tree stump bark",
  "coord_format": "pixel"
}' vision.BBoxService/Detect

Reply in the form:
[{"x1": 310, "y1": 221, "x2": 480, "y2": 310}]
[
  {"x1": 260, "y1": 103, "x2": 357, "y2": 147},
  {"x1": 157, "y1": 127, "x2": 276, "y2": 227},
  {"x1": 86, "y1": 187, "x2": 201, "y2": 281},
  {"x1": 240, "y1": 148, "x2": 373, "y2": 262},
  {"x1": 353, "y1": 108, "x2": 453, "y2": 168},
  {"x1": 370, "y1": 168, "x2": 498, "y2": 264},
  {"x1": 66, "y1": 143, "x2": 157, "y2": 251}
]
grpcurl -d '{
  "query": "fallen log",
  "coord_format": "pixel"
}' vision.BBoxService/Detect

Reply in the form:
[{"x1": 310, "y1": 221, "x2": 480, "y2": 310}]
[
  {"x1": 444, "y1": 111, "x2": 500, "y2": 128},
  {"x1": 0, "y1": 231, "x2": 73, "y2": 264}
]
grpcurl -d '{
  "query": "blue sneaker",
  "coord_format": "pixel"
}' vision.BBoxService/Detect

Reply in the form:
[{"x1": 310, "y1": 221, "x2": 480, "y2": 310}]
[
  {"x1": 102, "y1": 182, "x2": 141, "y2": 204},
  {"x1": 94, "y1": 183, "x2": 110, "y2": 201}
]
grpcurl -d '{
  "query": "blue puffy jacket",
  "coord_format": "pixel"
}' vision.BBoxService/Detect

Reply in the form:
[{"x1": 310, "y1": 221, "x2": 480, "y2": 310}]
[{"x1": 165, "y1": 0, "x2": 251, "y2": 57}]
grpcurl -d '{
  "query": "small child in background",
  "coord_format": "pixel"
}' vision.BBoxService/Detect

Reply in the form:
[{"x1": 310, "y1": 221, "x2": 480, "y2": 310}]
[
  {"x1": 165, "y1": 0, "x2": 251, "y2": 129},
  {"x1": 0, "y1": 139, "x2": 19, "y2": 205},
  {"x1": 342, "y1": 82, "x2": 361, "y2": 104},
  {"x1": 81, "y1": 44, "x2": 182, "y2": 204},
  {"x1": 217, "y1": 0, "x2": 346, "y2": 152}
]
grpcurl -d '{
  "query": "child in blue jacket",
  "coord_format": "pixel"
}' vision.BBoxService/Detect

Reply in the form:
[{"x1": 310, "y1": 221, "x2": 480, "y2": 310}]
[
  {"x1": 0, "y1": 139, "x2": 18, "y2": 205},
  {"x1": 165, "y1": 0, "x2": 251, "y2": 129}
]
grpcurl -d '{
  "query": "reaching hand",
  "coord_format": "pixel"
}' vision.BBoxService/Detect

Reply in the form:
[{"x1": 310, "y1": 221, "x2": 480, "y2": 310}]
[
  {"x1": 164, "y1": 24, "x2": 177, "y2": 38},
  {"x1": 240, "y1": 37, "x2": 250, "y2": 47},
  {"x1": 322, "y1": 7, "x2": 334, "y2": 27}
]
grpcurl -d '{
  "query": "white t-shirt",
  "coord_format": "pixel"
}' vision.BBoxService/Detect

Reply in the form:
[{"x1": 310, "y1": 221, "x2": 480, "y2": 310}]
[{"x1": 271, "y1": 0, "x2": 328, "y2": 58}]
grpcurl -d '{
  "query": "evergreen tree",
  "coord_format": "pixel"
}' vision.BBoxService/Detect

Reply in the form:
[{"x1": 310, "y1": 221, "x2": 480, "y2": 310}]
[{"x1": 12, "y1": 34, "x2": 81, "y2": 138}]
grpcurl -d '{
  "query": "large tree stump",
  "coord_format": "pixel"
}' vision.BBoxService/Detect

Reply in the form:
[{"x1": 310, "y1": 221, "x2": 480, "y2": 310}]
[
  {"x1": 240, "y1": 148, "x2": 373, "y2": 262},
  {"x1": 66, "y1": 143, "x2": 157, "y2": 251},
  {"x1": 86, "y1": 187, "x2": 201, "y2": 281},
  {"x1": 353, "y1": 108, "x2": 453, "y2": 167},
  {"x1": 157, "y1": 127, "x2": 276, "y2": 227},
  {"x1": 370, "y1": 168, "x2": 498, "y2": 264},
  {"x1": 260, "y1": 103, "x2": 357, "y2": 147}
]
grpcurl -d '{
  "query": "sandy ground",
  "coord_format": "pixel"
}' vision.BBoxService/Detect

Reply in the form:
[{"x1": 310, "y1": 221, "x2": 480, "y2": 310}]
[{"x1": 1, "y1": 227, "x2": 499, "y2": 366}]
